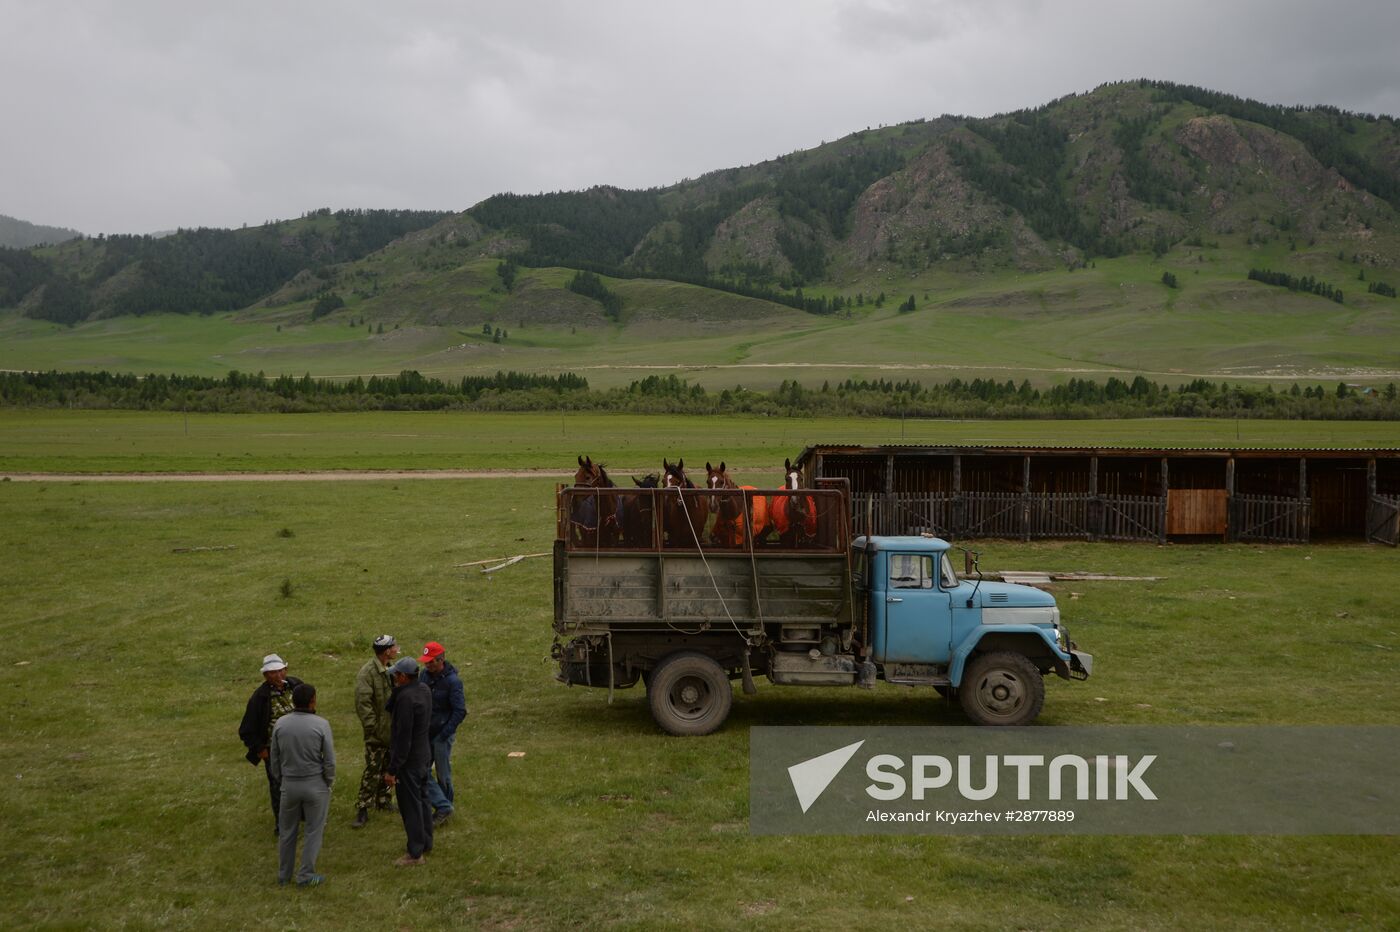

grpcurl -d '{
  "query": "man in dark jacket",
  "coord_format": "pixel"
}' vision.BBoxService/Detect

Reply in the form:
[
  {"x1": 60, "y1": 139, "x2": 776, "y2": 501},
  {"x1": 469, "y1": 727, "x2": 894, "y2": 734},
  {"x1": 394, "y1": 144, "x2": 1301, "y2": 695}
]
[
  {"x1": 417, "y1": 641, "x2": 467, "y2": 827},
  {"x1": 238, "y1": 653, "x2": 304, "y2": 834},
  {"x1": 384, "y1": 655, "x2": 433, "y2": 866}
]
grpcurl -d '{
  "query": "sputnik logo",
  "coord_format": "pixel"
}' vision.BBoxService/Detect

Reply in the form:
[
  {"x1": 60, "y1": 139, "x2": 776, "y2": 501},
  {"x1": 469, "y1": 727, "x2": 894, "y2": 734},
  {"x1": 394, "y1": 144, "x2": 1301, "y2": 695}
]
[{"x1": 787, "y1": 740, "x2": 865, "y2": 813}]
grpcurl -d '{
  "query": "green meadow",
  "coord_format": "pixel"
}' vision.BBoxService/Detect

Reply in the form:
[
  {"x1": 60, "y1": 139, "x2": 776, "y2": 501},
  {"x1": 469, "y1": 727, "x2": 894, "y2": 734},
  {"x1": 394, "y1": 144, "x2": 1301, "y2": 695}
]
[
  {"x1": 3, "y1": 411, "x2": 1399, "y2": 475},
  {"x1": 3, "y1": 472, "x2": 1398, "y2": 929},
  {"x1": 4, "y1": 249, "x2": 1400, "y2": 392}
]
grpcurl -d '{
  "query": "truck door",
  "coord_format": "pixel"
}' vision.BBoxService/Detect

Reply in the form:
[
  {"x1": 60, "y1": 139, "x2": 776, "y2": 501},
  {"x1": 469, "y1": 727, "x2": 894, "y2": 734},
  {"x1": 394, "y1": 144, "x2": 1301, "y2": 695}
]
[{"x1": 881, "y1": 552, "x2": 953, "y2": 664}]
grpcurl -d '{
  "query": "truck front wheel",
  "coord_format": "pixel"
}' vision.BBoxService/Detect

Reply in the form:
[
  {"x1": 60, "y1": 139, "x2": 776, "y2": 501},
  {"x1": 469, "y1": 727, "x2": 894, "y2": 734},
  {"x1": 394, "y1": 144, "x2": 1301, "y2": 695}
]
[
  {"x1": 958, "y1": 652, "x2": 1045, "y2": 726},
  {"x1": 647, "y1": 652, "x2": 733, "y2": 736}
]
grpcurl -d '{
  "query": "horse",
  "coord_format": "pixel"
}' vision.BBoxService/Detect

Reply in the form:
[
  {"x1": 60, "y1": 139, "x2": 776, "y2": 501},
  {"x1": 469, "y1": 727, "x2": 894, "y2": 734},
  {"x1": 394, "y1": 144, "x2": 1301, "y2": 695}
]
[
  {"x1": 616, "y1": 472, "x2": 659, "y2": 546},
  {"x1": 753, "y1": 458, "x2": 817, "y2": 547},
  {"x1": 705, "y1": 461, "x2": 748, "y2": 548},
  {"x1": 569, "y1": 455, "x2": 617, "y2": 547},
  {"x1": 661, "y1": 458, "x2": 709, "y2": 547}
]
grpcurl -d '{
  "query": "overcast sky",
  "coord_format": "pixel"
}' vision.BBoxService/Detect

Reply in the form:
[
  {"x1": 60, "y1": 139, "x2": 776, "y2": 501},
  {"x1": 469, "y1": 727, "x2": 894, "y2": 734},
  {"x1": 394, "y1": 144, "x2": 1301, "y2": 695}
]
[{"x1": 4, "y1": 0, "x2": 1398, "y2": 235}]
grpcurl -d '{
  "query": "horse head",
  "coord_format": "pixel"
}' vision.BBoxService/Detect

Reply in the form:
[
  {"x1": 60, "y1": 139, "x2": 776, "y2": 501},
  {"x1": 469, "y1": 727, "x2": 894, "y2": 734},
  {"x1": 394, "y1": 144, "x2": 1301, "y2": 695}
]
[
  {"x1": 705, "y1": 461, "x2": 735, "y2": 490},
  {"x1": 631, "y1": 473, "x2": 659, "y2": 488},
  {"x1": 575, "y1": 455, "x2": 599, "y2": 487},
  {"x1": 663, "y1": 458, "x2": 692, "y2": 489},
  {"x1": 574, "y1": 455, "x2": 614, "y2": 488},
  {"x1": 783, "y1": 457, "x2": 801, "y2": 491}
]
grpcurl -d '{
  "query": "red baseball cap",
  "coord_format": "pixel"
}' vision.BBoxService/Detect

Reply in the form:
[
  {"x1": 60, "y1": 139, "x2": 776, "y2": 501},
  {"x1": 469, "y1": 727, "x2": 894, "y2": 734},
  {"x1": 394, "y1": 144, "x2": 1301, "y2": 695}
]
[{"x1": 420, "y1": 641, "x2": 445, "y2": 663}]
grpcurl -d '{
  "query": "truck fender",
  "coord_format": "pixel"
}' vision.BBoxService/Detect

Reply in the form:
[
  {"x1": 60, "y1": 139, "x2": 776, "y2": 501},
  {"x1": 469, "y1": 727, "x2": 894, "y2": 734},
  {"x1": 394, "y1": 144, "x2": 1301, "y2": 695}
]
[{"x1": 949, "y1": 626, "x2": 1069, "y2": 686}]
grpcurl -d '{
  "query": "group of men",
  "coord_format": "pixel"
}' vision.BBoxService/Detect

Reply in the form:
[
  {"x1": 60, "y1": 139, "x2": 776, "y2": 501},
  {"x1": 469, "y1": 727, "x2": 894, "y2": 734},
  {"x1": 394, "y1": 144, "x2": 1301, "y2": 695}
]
[{"x1": 237, "y1": 637, "x2": 467, "y2": 886}]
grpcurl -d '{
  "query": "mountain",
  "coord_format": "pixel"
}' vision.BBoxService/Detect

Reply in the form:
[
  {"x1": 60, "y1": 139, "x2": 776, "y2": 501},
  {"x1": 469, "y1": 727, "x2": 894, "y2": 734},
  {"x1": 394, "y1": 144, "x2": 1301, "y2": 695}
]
[
  {"x1": 0, "y1": 208, "x2": 449, "y2": 325},
  {"x1": 0, "y1": 213, "x2": 83, "y2": 249},
  {"x1": 457, "y1": 80, "x2": 1400, "y2": 291},
  {"x1": 2, "y1": 80, "x2": 1398, "y2": 340}
]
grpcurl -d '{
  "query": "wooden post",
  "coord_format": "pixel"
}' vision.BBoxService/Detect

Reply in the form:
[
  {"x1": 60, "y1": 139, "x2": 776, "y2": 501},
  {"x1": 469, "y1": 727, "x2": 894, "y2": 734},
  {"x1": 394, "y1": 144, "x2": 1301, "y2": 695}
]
[
  {"x1": 883, "y1": 454, "x2": 895, "y2": 535},
  {"x1": 1225, "y1": 457, "x2": 1236, "y2": 542},
  {"x1": 1300, "y1": 456, "x2": 1310, "y2": 543},
  {"x1": 1089, "y1": 456, "x2": 1101, "y2": 541},
  {"x1": 1160, "y1": 457, "x2": 1169, "y2": 542},
  {"x1": 1366, "y1": 457, "x2": 1377, "y2": 545},
  {"x1": 1022, "y1": 455, "x2": 1032, "y2": 541},
  {"x1": 814, "y1": 453, "x2": 824, "y2": 480},
  {"x1": 952, "y1": 454, "x2": 963, "y2": 539}
]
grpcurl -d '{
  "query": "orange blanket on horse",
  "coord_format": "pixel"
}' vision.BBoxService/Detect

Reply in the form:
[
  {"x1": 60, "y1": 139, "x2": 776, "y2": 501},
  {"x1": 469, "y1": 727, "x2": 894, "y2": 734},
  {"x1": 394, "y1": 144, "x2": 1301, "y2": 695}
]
[
  {"x1": 708, "y1": 488, "x2": 816, "y2": 547},
  {"x1": 765, "y1": 492, "x2": 817, "y2": 539}
]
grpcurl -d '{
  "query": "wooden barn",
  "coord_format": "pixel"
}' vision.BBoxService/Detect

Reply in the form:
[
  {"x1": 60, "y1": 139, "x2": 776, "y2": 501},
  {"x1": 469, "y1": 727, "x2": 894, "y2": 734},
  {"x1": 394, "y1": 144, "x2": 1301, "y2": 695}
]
[{"x1": 794, "y1": 444, "x2": 1400, "y2": 545}]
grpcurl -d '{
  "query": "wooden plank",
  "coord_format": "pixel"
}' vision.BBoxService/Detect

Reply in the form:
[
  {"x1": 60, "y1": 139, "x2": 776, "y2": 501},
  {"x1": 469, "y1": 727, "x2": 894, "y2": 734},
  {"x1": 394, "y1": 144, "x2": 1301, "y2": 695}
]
[{"x1": 1167, "y1": 489, "x2": 1227, "y2": 535}]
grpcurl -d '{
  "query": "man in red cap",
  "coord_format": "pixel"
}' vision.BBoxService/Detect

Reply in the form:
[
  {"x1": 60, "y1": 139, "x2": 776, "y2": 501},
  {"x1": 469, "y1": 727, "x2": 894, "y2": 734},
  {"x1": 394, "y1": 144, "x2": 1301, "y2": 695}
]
[{"x1": 417, "y1": 641, "x2": 467, "y2": 827}]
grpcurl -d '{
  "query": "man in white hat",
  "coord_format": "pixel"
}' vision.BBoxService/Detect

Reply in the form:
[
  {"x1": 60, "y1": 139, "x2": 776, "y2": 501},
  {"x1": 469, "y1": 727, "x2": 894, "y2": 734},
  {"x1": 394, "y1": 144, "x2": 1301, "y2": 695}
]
[
  {"x1": 351, "y1": 635, "x2": 399, "y2": 828},
  {"x1": 238, "y1": 653, "x2": 304, "y2": 835}
]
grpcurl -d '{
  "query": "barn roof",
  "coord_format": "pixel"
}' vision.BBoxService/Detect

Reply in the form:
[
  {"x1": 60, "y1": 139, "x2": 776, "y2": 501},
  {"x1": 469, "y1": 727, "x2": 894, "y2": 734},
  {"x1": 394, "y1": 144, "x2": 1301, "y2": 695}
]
[{"x1": 795, "y1": 443, "x2": 1400, "y2": 467}]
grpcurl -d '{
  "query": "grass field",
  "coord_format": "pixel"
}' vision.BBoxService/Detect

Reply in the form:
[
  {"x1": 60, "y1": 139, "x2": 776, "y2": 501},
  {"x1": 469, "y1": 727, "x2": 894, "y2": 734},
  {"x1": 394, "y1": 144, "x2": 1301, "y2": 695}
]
[
  {"x1": 3, "y1": 411, "x2": 1400, "y2": 475},
  {"x1": 4, "y1": 249, "x2": 1400, "y2": 391},
  {"x1": 3, "y1": 472, "x2": 1399, "y2": 929}
]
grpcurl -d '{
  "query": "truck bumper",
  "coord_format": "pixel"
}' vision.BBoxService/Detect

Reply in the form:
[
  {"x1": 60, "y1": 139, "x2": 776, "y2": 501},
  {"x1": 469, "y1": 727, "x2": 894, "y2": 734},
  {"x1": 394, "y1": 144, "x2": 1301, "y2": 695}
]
[{"x1": 1051, "y1": 647, "x2": 1093, "y2": 681}]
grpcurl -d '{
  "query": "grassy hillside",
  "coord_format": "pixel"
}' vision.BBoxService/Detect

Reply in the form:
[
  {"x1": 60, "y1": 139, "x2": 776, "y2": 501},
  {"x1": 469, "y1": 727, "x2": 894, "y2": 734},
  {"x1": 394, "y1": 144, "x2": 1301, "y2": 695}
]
[{"x1": 5, "y1": 245, "x2": 1398, "y2": 391}]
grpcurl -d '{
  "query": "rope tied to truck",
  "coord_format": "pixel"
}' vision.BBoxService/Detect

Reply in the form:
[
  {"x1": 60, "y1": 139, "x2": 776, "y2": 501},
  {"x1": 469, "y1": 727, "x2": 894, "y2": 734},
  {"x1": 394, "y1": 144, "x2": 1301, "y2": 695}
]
[{"x1": 670, "y1": 485, "x2": 757, "y2": 648}]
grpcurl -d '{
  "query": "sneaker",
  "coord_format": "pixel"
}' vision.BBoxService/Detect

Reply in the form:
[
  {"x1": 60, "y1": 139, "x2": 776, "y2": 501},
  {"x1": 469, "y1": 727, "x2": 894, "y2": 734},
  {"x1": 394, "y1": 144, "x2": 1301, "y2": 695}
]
[
  {"x1": 394, "y1": 854, "x2": 426, "y2": 867},
  {"x1": 296, "y1": 874, "x2": 325, "y2": 887},
  {"x1": 350, "y1": 808, "x2": 369, "y2": 829},
  {"x1": 432, "y1": 809, "x2": 452, "y2": 827}
]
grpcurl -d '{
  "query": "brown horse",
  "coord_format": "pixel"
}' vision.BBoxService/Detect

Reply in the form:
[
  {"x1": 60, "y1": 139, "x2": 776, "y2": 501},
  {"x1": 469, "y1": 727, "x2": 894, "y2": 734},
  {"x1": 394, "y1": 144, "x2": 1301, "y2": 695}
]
[
  {"x1": 753, "y1": 458, "x2": 817, "y2": 547},
  {"x1": 661, "y1": 458, "x2": 709, "y2": 548},
  {"x1": 570, "y1": 455, "x2": 616, "y2": 547},
  {"x1": 705, "y1": 461, "x2": 747, "y2": 548},
  {"x1": 617, "y1": 472, "x2": 659, "y2": 546}
]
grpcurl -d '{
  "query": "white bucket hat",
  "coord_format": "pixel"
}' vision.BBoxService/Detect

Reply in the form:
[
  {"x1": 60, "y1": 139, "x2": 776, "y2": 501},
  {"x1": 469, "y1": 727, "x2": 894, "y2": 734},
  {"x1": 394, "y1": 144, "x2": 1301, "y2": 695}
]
[{"x1": 260, "y1": 653, "x2": 288, "y2": 673}]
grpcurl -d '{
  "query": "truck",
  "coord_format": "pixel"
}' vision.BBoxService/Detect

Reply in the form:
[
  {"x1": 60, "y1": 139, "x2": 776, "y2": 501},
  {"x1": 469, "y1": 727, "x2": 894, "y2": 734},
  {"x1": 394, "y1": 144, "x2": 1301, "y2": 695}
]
[{"x1": 552, "y1": 479, "x2": 1092, "y2": 735}]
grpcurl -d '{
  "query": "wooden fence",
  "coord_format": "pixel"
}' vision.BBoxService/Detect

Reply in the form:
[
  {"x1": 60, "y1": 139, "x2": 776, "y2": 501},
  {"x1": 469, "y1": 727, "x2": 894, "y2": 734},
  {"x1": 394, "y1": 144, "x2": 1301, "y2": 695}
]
[
  {"x1": 852, "y1": 492, "x2": 1165, "y2": 542},
  {"x1": 1231, "y1": 494, "x2": 1310, "y2": 543},
  {"x1": 1369, "y1": 495, "x2": 1400, "y2": 546}
]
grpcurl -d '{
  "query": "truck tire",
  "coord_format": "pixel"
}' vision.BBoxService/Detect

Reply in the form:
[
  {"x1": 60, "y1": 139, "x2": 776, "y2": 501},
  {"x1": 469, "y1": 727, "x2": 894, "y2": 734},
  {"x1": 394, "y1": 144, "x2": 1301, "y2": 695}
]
[
  {"x1": 958, "y1": 652, "x2": 1045, "y2": 726},
  {"x1": 647, "y1": 652, "x2": 733, "y2": 736}
]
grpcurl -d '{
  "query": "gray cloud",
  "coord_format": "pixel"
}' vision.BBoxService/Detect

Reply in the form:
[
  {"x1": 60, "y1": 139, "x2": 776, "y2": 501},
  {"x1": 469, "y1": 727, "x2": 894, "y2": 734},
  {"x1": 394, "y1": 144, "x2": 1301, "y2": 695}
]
[{"x1": 2, "y1": 0, "x2": 1397, "y2": 235}]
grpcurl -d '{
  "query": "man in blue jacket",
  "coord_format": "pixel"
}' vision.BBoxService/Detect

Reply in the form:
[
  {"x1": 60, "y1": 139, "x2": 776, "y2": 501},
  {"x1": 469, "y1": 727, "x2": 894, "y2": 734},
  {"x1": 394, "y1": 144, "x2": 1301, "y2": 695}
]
[{"x1": 417, "y1": 641, "x2": 466, "y2": 827}]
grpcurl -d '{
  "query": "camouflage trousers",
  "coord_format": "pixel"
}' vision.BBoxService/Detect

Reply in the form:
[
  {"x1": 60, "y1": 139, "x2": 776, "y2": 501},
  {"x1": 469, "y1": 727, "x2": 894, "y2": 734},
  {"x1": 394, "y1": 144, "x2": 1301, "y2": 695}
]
[{"x1": 356, "y1": 744, "x2": 393, "y2": 811}]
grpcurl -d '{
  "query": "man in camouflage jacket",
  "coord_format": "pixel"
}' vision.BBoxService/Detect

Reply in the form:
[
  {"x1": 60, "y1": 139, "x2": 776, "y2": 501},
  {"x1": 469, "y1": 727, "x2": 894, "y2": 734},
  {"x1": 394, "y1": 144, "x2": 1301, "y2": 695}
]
[{"x1": 350, "y1": 635, "x2": 398, "y2": 828}]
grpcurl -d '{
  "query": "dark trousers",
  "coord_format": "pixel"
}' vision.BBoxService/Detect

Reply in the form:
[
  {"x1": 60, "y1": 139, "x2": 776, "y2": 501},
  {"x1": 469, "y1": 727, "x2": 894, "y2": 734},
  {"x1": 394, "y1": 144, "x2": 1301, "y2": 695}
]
[
  {"x1": 395, "y1": 765, "x2": 434, "y2": 858},
  {"x1": 264, "y1": 759, "x2": 282, "y2": 827}
]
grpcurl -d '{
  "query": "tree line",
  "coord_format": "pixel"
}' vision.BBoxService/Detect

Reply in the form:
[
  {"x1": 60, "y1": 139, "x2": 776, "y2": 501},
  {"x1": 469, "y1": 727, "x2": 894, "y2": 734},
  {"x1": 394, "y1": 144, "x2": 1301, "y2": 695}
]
[
  {"x1": 1248, "y1": 268, "x2": 1344, "y2": 303},
  {"x1": 4, "y1": 368, "x2": 1397, "y2": 419}
]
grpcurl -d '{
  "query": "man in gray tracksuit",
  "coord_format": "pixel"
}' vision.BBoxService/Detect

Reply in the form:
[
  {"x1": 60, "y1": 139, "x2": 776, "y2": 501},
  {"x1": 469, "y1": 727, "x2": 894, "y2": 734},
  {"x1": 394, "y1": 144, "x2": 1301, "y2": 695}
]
[{"x1": 269, "y1": 683, "x2": 336, "y2": 886}]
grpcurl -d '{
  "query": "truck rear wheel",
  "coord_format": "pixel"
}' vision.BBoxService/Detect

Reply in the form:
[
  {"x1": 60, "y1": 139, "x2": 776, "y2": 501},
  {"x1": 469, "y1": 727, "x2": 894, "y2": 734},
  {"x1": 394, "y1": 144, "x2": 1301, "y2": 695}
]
[
  {"x1": 958, "y1": 652, "x2": 1044, "y2": 726},
  {"x1": 647, "y1": 652, "x2": 733, "y2": 736}
]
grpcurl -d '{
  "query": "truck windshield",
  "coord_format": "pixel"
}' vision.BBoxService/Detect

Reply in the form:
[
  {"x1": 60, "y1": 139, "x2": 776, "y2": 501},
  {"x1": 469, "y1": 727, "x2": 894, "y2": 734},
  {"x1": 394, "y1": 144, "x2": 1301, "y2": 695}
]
[{"x1": 940, "y1": 553, "x2": 958, "y2": 588}]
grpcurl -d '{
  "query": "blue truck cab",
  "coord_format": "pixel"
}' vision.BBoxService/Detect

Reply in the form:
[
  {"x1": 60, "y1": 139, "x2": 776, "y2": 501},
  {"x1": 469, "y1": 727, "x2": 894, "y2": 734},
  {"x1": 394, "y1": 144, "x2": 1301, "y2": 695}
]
[{"x1": 854, "y1": 535, "x2": 1092, "y2": 725}]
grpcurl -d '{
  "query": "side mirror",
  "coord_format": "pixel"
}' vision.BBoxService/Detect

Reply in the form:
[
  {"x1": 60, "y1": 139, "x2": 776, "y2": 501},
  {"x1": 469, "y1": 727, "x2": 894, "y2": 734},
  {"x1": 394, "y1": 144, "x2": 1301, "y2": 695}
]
[{"x1": 964, "y1": 550, "x2": 974, "y2": 575}]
